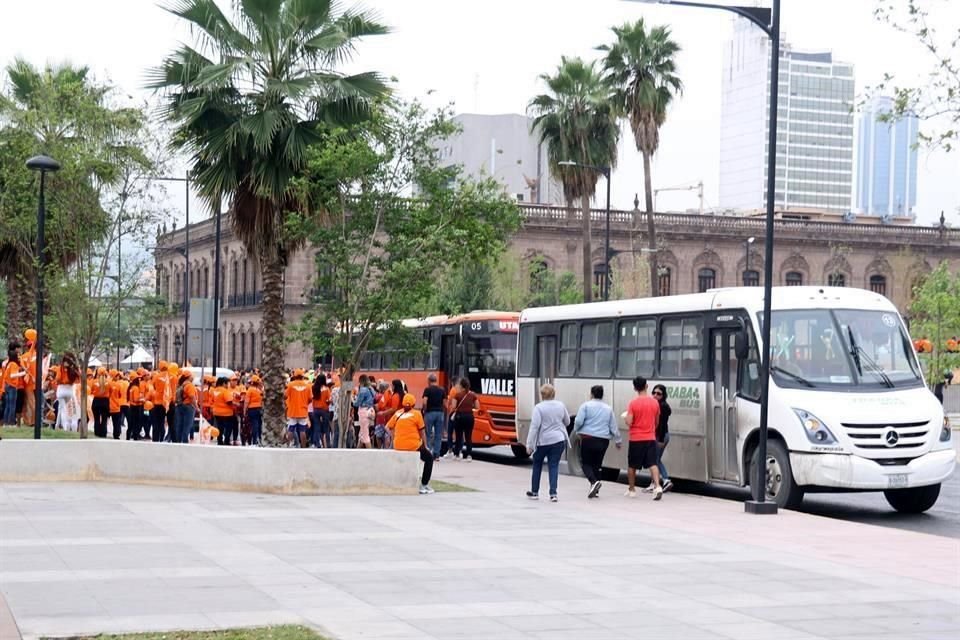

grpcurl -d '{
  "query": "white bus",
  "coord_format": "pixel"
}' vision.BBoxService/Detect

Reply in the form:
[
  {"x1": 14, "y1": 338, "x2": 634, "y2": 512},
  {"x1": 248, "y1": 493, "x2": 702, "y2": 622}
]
[{"x1": 516, "y1": 286, "x2": 955, "y2": 512}]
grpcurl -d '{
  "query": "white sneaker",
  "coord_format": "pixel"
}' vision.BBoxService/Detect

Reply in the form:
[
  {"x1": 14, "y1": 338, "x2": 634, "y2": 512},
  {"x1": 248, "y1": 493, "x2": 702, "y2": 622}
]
[
  {"x1": 653, "y1": 486, "x2": 663, "y2": 501},
  {"x1": 588, "y1": 481, "x2": 602, "y2": 499},
  {"x1": 642, "y1": 485, "x2": 655, "y2": 494},
  {"x1": 624, "y1": 489, "x2": 637, "y2": 498},
  {"x1": 464, "y1": 455, "x2": 472, "y2": 463},
  {"x1": 419, "y1": 485, "x2": 435, "y2": 495}
]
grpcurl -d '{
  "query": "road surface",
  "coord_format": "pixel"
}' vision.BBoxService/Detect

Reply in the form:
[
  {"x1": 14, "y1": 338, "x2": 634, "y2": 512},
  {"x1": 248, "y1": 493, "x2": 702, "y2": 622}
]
[{"x1": 469, "y1": 446, "x2": 960, "y2": 539}]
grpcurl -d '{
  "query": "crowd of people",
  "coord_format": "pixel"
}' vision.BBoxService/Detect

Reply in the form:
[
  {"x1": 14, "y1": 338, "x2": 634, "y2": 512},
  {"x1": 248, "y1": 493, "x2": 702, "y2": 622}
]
[{"x1": 525, "y1": 375, "x2": 673, "y2": 502}]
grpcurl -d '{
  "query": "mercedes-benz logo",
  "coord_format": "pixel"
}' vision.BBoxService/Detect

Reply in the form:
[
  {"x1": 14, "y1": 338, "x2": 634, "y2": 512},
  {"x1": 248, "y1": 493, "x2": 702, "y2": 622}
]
[{"x1": 882, "y1": 427, "x2": 900, "y2": 447}]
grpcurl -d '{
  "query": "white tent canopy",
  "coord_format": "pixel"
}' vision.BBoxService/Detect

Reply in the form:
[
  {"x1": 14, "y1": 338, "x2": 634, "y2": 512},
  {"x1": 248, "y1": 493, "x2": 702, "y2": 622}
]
[
  {"x1": 87, "y1": 356, "x2": 103, "y2": 367},
  {"x1": 120, "y1": 346, "x2": 153, "y2": 365}
]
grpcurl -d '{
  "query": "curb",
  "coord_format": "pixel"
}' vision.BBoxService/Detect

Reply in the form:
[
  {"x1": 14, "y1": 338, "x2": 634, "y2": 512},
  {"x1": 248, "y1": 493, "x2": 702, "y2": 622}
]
[{"x1": 0, "y1": 589, "x2": 23, "y2": 640}]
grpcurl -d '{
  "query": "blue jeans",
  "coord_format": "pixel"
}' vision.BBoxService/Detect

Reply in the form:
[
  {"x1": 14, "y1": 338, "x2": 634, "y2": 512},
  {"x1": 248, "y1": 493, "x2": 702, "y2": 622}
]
[
  {"x1": 531, "y1": 441, "x2": 565, "y2": 496},
  {"x1": 309, "y1": 410, "x2": 322, "y2": 447},
  {"x1": 176, "y1": 404, "x2": 195, "y2": 443},
  {"x1": 248, "y1": 408, "x2": 262, "y2": 445},
  {"x1": 423, "y1": 411, "x2": 444, "y2": 457},
  {"x1": 657, "y1": 432, "x2": 670, "y2": 481},
  {"x1": 3, "y1": 385, "x2": 17, "y2": 425}
]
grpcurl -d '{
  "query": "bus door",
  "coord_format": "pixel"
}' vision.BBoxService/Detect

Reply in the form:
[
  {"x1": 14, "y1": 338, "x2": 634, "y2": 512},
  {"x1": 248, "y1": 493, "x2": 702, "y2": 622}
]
[
  {"x1": 709, "y1": 327, "x2": 741, "y2": 483},
  {"x1": 535, "y1": 335, "x2": 557, "y2": 404},
  {"x1": 440, "y1": 325, "x2": 462, "y2": 389}
]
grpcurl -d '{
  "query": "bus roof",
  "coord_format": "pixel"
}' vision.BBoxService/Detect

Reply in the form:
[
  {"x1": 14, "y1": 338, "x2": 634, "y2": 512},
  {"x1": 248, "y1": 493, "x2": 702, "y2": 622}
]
[
  {"x1": 398, "y1": 311, "x2": 519, "y2": 329},
  {"x1": 519, "y1": 286, "x2": 898, "y2": 324}
]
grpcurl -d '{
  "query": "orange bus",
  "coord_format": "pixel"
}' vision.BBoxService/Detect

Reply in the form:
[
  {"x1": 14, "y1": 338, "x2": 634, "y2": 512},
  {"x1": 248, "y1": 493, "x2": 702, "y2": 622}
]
[{"x1": 357, "y1": 311, "x2": 525, "y2": 457}]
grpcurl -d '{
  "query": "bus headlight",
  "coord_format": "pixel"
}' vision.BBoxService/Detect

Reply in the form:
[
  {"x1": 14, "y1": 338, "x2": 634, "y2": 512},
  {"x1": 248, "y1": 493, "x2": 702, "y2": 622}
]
[
  {"x1": 941, "y1": 416, "x2": 952, "y2": 442},
  {"x1": 793, "y1": 409, "x2": 838, "y2": 445}
]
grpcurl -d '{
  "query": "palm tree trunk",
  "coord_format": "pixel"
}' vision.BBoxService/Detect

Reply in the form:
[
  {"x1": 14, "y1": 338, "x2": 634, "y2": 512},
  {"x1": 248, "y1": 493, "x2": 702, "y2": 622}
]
[
  {"x1": 642, "y1": 151, "x2": 659, "y2": 297},
  {"x1": 259, "y1": 248, "x2": 286, "y2": 446},
  {"x1": 7, "y1": 273, "x2": 32, "y2": 342},
  {"x1": 581, "y1": 193, "x2": 593, "y2": 303}
]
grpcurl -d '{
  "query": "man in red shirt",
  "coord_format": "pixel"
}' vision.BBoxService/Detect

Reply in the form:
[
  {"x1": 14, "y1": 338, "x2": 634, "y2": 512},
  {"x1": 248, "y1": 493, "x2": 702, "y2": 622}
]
[{"x1": 624, "y1": 376, "x2": 663, "y2": 500}]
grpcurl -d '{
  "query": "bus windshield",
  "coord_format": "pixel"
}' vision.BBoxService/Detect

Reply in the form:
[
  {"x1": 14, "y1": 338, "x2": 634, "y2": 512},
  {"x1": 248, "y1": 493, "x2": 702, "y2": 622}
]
[
  {"x1": 465, "y1": 333, "x2": 517, "y2": 397},
  {"x1": 768, "y1": 308, "x2": 922, "y2": 390}
]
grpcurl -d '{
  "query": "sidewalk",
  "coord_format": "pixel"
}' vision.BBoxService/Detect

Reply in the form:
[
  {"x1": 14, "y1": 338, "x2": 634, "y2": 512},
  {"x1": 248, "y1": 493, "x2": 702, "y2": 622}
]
[{"x1": 0, "y1": 458, "x2": 957, "y2": 640}]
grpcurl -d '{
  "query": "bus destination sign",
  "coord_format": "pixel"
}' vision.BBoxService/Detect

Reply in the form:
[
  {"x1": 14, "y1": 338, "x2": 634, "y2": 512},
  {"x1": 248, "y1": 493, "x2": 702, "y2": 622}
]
[{"x1": 463, "y1": 320, "x2": 519, "y2": 333}]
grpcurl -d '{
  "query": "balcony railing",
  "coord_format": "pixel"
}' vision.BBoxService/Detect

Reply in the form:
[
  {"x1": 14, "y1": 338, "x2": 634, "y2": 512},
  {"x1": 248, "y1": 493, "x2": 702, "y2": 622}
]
[{"x1": 226, "y1": 291, "x2": 265, "y2": 308}]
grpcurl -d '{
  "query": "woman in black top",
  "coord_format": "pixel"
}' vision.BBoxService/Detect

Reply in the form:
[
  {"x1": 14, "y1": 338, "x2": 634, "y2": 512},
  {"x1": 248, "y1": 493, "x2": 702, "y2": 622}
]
[{"x1": 652, "y1": 384, "x2": 673, "y2": 493}]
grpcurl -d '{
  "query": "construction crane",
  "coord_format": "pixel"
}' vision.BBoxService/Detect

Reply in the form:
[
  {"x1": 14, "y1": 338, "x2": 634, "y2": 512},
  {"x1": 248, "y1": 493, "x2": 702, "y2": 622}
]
[{"x1": 653, "y1": 181, "x2": 704, "y2": 215}]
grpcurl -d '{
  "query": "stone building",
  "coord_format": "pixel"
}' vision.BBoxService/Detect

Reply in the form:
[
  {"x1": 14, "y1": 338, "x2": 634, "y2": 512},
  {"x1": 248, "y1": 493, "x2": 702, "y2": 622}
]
[{"x1": 153, "y1": 205, "x2": 960, "y2": 370}]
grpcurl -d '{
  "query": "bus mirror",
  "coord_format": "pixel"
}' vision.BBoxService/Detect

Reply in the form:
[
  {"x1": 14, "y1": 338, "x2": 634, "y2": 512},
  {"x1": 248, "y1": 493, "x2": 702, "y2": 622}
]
[{"x1": 734, "y1": 331, "x2": 749, "y2": 360}]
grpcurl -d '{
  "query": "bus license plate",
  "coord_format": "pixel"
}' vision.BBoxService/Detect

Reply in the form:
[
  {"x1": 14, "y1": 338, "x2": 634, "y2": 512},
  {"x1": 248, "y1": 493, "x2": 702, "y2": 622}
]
[{"x1": 887, "y1": 473, "x2": 909, "y2": 489}]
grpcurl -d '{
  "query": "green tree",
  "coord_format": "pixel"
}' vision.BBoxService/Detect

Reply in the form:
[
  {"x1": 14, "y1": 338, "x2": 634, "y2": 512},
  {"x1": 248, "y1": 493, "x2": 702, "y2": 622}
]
[
  {"x1": 0, "y1": 59, "x2": 138, "y2": 340},
  {"x1": 150, "y1": 0, "x2": 390, "y2": 443},
  {"x1": 436, "y1": 261, "x2": 495, "y2": 315},
  {"x1": 872, "y1": 0, "x2": 959, "y2": 151},
  {"x1": 291, "y1": 100, "x2": 520, "y2": 447},
  {"x1": 908, "y1": 262, "x2": 960, "y2": 384},
  {"x1": 600, "y1": 19, "x2": 683, "y2": 297},
  {"x1": 529, "y1": 57, "x2": 620, "y2": 303}
]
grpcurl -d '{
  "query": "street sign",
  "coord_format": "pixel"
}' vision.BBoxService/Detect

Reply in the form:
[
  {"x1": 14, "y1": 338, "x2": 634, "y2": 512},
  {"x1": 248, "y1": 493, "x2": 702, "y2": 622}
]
[{"x1": 187, "y1": 298, "x2": 215, "y2": 363}]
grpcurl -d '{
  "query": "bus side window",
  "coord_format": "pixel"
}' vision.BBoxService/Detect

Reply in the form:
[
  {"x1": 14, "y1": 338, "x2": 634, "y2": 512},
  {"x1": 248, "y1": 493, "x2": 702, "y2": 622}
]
[
  {"x1": 558, "y1": 323, "x2": 578, "y2": 376},
  {"x1": 739, "y1": 328, "x2": 761, "y2": 400},
  {"x1": 518, "y1": 325, "x2": 534, "y2": 376}
]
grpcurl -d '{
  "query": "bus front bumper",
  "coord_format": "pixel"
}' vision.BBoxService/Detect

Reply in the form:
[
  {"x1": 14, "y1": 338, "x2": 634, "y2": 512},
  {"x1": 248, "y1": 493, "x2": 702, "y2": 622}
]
[{"x1": 790, "y1": 449, "x2": 956, "y2": 490}]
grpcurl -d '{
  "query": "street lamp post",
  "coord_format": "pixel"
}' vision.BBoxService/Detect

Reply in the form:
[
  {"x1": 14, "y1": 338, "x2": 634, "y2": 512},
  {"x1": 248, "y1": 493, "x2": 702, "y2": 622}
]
[
  {"x1": 25, "y1": 155, "x2": 61, "y2": 440},
  {"x1": 558, "y1": 161, "x2": 613, "y2": 301},
  {"x1": 744, "y1": 236, "x2": 755, "y2": 285},
  {"x1": 626, "y1": 0, "x2": 780, "y2": 514}
]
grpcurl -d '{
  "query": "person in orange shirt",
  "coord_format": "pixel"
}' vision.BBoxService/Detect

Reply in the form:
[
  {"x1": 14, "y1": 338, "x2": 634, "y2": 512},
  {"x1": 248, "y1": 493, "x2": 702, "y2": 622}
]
[
  {"x1": 108, "y1": 370, "x2": 124, "y2": 439},
  {"x1": 212, "y1": 377, "x2": 238, "y2": 446},
  {"x1": 174, "y1": 370, "x2": 197, "y2": 443},
  {"x1": 285, "y1": 368, "x2": 312, "y2": 448},
  {"x1": 245, "y1": 375, "x2": 264, "y2": 446},
  {"x1": 90, "y1": 367, "x2": 112, "y2": 438},
  {"x1": 165, "y1": 363, "x2": 180, "y2": 442},
  {"x1": 387, "y1": 393, "x2": 434, "y2": 494},
  {"x1": 20, "y1": 329, "x2": 38, "y2": 427},
  {"x1": 52, "y1": 352, "x2": 81, "y2": 432},
  {"x1": 126, "y1": 373, "x2": 145, "y2": 440},
  {"x1": 200, "y1": 375, "x2": 215, "y2": 425},
  {"x1": 3, "y1": 342, "x2": 25, "y2": 426},
  {"x1": 147, "y1": 370, "x2": 168, "y2": 442},
  {"x1": 310, "y1": 375, "x2": 333, "y2": 448},
  {"x1": 118, "y1": 373, "x2": 130, "y2": 438}
]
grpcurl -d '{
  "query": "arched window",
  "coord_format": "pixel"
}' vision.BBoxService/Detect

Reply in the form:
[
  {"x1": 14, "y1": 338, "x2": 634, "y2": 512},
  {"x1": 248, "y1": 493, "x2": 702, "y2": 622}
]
[
  {"x1": 203, "y1": 266, "x2": 210, "y2": 298},
  {"x1": 529, "y1": 259, "x2": 549, "y2": 295},
  {"x1": 249, "y1": 330, "x2": 256, "y2": 368},
  {"x1": 593, "y1": 264, "x2": 608, "y2": 297},
  {"x1": 697, "y1": 268, "x2": 716, "y2": 293},
  {"x1": 242, "y1": 258, "x2": 249, "y2": 304},
  {"x1": 869, "y1": 274, "x2": 887, "y2": 296},
  {"x1": 785, "y1": 271, "x2": 803, "y2": 286},
  {"x1": 828, "y1": 273, "x2": 846, "y2": 287},
  {"x1": 229, "y1": 332, "x2": 237, "y2": 369},
  {"x1": 742, "y1": 270, "x2": 760, "y2": 287},
  {"x1": 240, "y1": 332, "x2": 246, "y2": 369},
  {"x1": 658, "y1": 267, "x2": 672, "y2": 297}
]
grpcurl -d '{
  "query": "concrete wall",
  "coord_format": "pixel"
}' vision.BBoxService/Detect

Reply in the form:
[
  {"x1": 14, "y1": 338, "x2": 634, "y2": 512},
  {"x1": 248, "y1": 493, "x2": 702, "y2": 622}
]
[{"x1": 0, "y1": 441, "x2": 420, "y2": 495}]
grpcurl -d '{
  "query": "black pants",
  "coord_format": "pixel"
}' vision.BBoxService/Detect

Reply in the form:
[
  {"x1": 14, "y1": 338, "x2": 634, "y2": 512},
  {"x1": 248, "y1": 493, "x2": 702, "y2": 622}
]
[
  {"x1": 419, "y1": 444, "x2": 434, "y2": 485},
  {"x1": 166, "y1": 403, "x2": 176, "y2": 441},
  {"x1": 121, "y1": 406, "x2": 129, "y2": 437},
  {"x1": 110, "y1": 412, "x2": 122, "y2": 440},
  {"x1": 452, "y1": 413, "x2": 474, "y2": 458},
  {"x1": 151, "y1": 406, "x2": 166, "y2": 442},
  {"x1": 217, "y1": 416, "x2": 238, "y2": 444},
  {"x1": 92, "y1": 398, "x2": 110, "y2": 438},
  {"x1": 127, "y1": 406, "x2": 144, "y2": 440},
  {"x1": 579, "y1": 436, "x2": 610, "y2": 485}
]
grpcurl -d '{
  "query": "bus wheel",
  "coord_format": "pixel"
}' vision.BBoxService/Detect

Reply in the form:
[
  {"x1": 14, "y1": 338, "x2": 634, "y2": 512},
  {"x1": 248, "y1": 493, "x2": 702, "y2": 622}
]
[
  {"x1": 510, "y1": 444, "x2": 530, "y2": 460},
  {"x1": 751, "y1": 440, "x2": 803, "y2": 510},
  {"x1": 600, "y1": 467, "x2": 621, "y2": 482},
  {"x1": 884, "y1": 484, "x2": 941, "y2": 514}
]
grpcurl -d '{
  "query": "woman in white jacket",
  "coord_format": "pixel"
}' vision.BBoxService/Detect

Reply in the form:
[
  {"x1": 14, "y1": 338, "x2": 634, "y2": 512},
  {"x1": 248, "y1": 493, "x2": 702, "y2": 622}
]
[{"x1": 525, "y1": 383, "x2": 570, "y2": 502}]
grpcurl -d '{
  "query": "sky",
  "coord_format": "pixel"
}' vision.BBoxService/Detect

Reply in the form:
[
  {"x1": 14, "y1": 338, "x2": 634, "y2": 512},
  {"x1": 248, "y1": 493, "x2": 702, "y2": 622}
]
[{"x1": 1, "y1": 0, "x2": 957, "y2": 228}]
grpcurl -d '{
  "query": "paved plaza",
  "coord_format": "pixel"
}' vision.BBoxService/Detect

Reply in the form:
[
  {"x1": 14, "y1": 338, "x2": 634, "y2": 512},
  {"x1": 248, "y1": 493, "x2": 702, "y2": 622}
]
[{"x1": 0, "y1": 459, "x2": 958, "y2": 640}]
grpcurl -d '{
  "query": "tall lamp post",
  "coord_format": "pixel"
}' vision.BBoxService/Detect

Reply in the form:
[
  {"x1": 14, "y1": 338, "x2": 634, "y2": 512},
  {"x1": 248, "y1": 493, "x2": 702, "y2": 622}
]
[
  {"x1": 25, "y1": 155, "x2": 61, "y2": 440},
  {"x1": 626, "y1": 0, "x2": 780, "y2": 514},
  {"x1": 558, "y1": 160, "x2": 613, "y2": 301},
  {"x1": 744, "y1": 236, "x2": 756, "y2": 285}
]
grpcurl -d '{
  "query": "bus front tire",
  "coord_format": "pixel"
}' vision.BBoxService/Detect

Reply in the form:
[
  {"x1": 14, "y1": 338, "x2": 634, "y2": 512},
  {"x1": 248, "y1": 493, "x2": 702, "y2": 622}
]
[
  {"x1": 750, "y1": 439, "x2": 804, "y2": 510},
  {"x1": 510, "y1": 444, "x2": 530, "y2": 460},
  {"x1": 883, "y1": 484, "x2": 940, "y2": 514}
]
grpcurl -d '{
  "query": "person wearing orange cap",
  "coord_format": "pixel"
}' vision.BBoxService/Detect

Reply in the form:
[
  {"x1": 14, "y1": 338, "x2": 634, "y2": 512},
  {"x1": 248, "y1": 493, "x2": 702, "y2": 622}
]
[
  {"x1": 108, "y1": 370, "x2": 125, "y2": 439},
  {"x1": 387, "y1": 393, "x2": 435, "y2": 494},
  {"x1": 118, "y1": 371, "x2": 131, "y2": 438},
  {"x1": 90, "y1": 367, "x2": 112, "y2": 438},
  {"x1": 165, "y1": 363, "x2": 180, "y2": 442},
  {"x1": 127, "y1": 372, "x2": 145, "y2": 439},
  {"x1": 20, "y1": 329, "x2": 38, "y2": 428},
  {"x1": 285, "y1": 369, "x2": 312, "y2": 447},
  {"x1": 174, "y1": 369, "x2": 197, "y2": 443}
]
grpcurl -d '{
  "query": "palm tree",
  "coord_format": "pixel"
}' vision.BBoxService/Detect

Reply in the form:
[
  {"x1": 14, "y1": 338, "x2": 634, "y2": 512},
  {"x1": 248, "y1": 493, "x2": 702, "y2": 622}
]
[
  {"x1": 529, "y1": 57, "x2": 619, "y2": 302},
  {"x1": 149, "y1": 0, "x2": 389, "y2": 445},
  {"x1": 600, "y1": 19, "x2": 682, "y2": 297}
]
